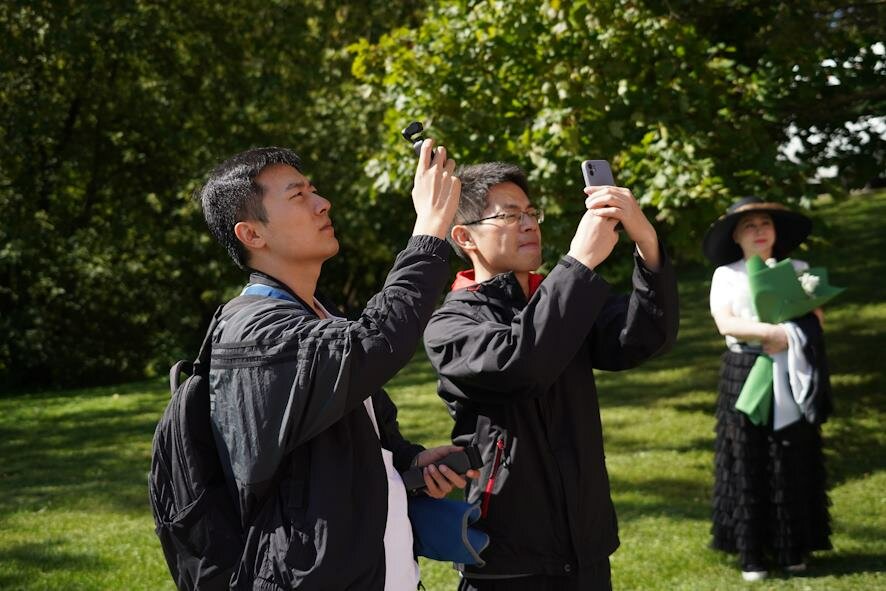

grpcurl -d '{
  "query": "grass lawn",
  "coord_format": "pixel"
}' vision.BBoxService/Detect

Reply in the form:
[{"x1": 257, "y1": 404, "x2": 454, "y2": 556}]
[{"x1": 2, "y1": 191, "x2": 884, "y2": 590}]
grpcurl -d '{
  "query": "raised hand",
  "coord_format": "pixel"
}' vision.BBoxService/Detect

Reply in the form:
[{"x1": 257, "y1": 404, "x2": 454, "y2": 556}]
[
  {"x1": 567, "y1": 209, "x2": 620, "y2": 270},
  {"x1": 411, "y1": 139, "x2": 461, "y2": 239},
  {"x1": 584, "y1": 186, "x2": 660, "y2": 270}
]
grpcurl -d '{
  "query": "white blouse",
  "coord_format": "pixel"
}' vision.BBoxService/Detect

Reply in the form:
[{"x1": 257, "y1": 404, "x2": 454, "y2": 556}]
[{"x1": 709, "y1": 258, "x2": 809, "y2": 349}]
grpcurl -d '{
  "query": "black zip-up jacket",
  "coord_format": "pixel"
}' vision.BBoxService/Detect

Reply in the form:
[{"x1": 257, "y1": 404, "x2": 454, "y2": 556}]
[
  {"x1": 423, "y1": 249, "x2": 679, "y2": 578},
  {"x1": 209, "y1": 235, "x2": 450, "y2": 590}
]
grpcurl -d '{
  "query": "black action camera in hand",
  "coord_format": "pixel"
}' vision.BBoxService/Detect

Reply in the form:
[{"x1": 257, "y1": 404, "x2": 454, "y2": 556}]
[
  {"x1": 401, "y1": 445, "x2": 484, "y2": 492},
  {"x1": 402, "y1": 120, "x2": 436, "y2": 160}
]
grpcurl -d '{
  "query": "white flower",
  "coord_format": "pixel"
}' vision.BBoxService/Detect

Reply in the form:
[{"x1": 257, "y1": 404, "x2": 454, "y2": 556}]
[
  {"x1": 798, "y1": 272, "x2": 820, "y2": 296},
  {"x1": 765, "y1": 258, "x2": 777, "y2": 268}
]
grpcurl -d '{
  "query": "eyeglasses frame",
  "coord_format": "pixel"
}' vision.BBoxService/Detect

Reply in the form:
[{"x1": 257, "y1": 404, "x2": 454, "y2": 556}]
[{"x1": 461, "y1": 208, "x2": 545, "y2": 227}]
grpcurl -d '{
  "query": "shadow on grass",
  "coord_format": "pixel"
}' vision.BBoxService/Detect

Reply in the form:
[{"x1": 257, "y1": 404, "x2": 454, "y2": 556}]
[
  {"x1": 800, "y1": 550, "x2": 886, "y2": 578},
  {"x1": 0, "y1": 539, "x2": 109, "y2": 588},
  {"x1": 669, "y1": 398, "x2": 717, "y2": 415},
  {"x1": 612, "y1": 474, "x2": 712, "y2": 523},
  {"x1": 708, "y1": 552, "x2": 886, "y2": 582}
]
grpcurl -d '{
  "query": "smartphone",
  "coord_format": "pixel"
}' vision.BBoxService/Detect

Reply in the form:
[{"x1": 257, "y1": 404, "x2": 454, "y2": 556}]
[
  {"x1": 581, "y1": 159, "x2": 622, "y2": 230},
  {"x1": 581, "y1": 160, "x2": 615, "y2": 187}
]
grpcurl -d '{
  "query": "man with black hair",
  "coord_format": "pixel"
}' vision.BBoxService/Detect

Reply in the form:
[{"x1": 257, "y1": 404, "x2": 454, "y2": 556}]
[
  {"x1": 423, "y1": 162, "x2": 679, "y2": 590},
  {"x1": 198, "y1": 141, "x2": 474, "y2": 589}
]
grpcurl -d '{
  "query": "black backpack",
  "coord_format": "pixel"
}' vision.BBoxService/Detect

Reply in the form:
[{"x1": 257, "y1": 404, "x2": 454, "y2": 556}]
[{"x1": 149, "y1": 306, "x2": 243, "y2": 590}]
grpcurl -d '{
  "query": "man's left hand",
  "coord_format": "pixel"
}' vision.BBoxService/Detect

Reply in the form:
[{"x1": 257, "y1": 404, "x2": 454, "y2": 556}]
[{"x1": 413, "y1": 445, "x2": 480, "y2": 499}]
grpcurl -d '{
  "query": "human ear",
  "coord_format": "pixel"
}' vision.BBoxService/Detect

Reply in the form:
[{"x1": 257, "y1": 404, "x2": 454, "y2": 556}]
[
  {"x1": 451, "y1": 225, "x2": 475, "y2": 252},
  {"x1": 234, "y1": 221, "x2": 266, "y2": 250}
]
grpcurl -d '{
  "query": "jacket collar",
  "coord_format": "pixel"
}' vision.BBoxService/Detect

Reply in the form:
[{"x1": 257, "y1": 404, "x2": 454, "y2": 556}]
[
  {"x1": 451, "y1": 269, "x2": 545, "y2": 299},
  {"x1": 246, "y1": 270, "x2": 343, "y2": 317}
]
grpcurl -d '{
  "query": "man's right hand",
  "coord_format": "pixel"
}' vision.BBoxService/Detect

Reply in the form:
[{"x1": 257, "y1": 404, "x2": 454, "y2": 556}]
[
  {"x1": 411, "y1": 139, "x2": 461, "y2": 239},
  {"x1": 567, "y1": 209, "x2": 619, "y2": 270}
]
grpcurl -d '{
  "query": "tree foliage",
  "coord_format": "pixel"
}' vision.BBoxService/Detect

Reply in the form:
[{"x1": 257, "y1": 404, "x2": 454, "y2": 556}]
[
  {"x1": 2, "y1": 0, "x2": 882, "y2": 388},
  {"x1": 0, "y1": 0, "x2": 426, "y2": 388},
  {"x1": 351, "y1": 0, "x2": 885, "y2": 258}
]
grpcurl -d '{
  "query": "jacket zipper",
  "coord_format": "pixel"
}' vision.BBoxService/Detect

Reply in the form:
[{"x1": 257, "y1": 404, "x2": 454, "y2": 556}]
[{"x1": 481, "y1": 437, "x2": 505, "y2": 518}]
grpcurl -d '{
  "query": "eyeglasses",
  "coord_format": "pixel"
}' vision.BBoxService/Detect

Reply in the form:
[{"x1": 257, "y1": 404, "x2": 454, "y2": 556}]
[{"x1": 462, "y1": 209, "x2": 544, "y2": 226}]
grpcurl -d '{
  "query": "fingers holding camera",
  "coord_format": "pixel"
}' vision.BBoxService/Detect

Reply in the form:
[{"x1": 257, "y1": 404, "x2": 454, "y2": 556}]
[
  {"x1": 412, "y1": 139, "x2": 462, "y2": 239},
  {"x1": 583, "y1": 186, "x2": 661, "y2": 270},
  {"x1": 415, "y1": 445, "x2": 478, "y2": 499},
  {"x1": 567, "y1": 209, "x2": 619, "y2": 271}
]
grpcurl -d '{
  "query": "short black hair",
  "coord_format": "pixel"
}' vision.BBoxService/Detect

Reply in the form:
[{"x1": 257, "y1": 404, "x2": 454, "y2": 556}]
[
  {"x1": 451, "y1": 162, "x2": 530, "y2": 258},
  {"x1": 198, "y1": 147, "x2": 303, "y2": 268}
]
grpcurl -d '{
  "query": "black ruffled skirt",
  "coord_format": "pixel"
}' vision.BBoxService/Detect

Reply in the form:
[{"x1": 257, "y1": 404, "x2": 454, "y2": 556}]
[{"x1": 711, "y1": 351, "x2": 832, "y2": 567}]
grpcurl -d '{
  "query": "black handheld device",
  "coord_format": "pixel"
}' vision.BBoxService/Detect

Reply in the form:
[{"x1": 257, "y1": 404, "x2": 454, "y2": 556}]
[
  {"x1": 402, "y1": 120, "x2": 436, "y2": 160},
  {"x1": 401, "y1": 445, "x2": 485, "y2": 492},
  {"x1": 581, "y1": 159, "x2": 616, "y2": 187}
]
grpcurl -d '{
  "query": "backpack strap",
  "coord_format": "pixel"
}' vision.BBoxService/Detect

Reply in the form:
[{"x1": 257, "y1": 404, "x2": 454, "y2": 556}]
[
  {"x1": 169, "y1": 305, "x2": 225, "y2": 396},
  {"x1": 194, "y1": 305, "x2": 225, "y2": 373},
  {"x1": 168, "y1": 360, "x2": 193, "y2": 396},
  {"x1": 241, "y1": 283, "x2": 299, "y2": 304}
]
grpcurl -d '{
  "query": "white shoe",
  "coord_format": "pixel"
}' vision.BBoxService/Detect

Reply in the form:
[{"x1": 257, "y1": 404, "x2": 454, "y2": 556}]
[
  {"x1": 785, "y1": 562, "x2": 807, "y2": 574},
  {"x1": 741, "y1": 569, "x2": 768, "y2": 582}
]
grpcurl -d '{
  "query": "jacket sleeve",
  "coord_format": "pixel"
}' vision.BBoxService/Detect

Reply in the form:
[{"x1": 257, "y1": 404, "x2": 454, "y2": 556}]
[
  {"x1": 423, "y1": 256, "x2": 612, "y2": 401},
  {"x1": 281, "y1": 235, "x2": 450, "y2": 447},
  {"x1": 586, "y1": 243, "x2": 679, "y2": 371},
  {"x1": 372, "y1": 389, "x2": 425, "y2": 472},
  {"x1": 212, "y1": 235, "x2": 449, "y2": 484}
]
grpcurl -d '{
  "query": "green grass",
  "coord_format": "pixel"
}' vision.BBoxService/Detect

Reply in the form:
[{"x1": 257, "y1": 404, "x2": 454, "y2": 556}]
[{"x1": 2, "y1": 192, "x2": 885, "y2": 590}]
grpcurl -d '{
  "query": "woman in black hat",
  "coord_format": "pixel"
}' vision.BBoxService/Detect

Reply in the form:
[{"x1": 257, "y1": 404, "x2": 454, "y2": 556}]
[{"x1": 703, "y1": 197, "x2": 831, "y2": 581}]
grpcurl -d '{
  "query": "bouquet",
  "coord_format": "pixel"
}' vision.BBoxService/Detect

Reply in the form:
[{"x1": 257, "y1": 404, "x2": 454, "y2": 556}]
[{"x1": 734, "y1": 255, "x2": 844, "y2": 425}]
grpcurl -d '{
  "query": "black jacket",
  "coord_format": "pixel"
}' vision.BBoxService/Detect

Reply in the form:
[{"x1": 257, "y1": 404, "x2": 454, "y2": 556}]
[
  {"x1": 208, "y1": 235, "x2": 450, "y2": 590},
  {"x1": 793, "y1": 313, "x2": 833, "y2": 425},
  {"x1": 423, "y1": 250, "x2": 679, "y2": 577}
]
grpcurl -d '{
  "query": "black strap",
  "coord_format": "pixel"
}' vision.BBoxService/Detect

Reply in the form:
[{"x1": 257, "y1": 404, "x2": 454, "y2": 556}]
[
  {"x1": 194, "y1": 305, "x2": 226, "y2": 374},
  {"x1": 168, "y1": 360, "x2": 193, "y2": 395},
  {"x1": 169, "y1": 305, "x2": 225, "y2": 396}
]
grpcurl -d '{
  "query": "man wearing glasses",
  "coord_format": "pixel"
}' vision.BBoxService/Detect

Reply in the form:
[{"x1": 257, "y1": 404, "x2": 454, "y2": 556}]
[{"x1": 423, "y1": 162, "x2": 679, "y2": 590}]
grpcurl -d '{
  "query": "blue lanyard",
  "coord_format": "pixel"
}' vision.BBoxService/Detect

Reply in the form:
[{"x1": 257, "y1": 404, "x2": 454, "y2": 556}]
[{"x1": 240, "y1": 283, "x2": 299, "y2": 304}]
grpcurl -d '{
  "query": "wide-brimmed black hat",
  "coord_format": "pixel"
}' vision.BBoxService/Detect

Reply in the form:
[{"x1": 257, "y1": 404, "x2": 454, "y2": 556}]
[{"x1": 702, "y1": 196, "x2": 812, "y2": 266}]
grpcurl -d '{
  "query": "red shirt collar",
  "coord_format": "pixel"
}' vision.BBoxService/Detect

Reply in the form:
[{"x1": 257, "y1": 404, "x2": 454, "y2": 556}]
[{"x1": 451, "y1": 269, "x2": 545, "y2": 297}]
